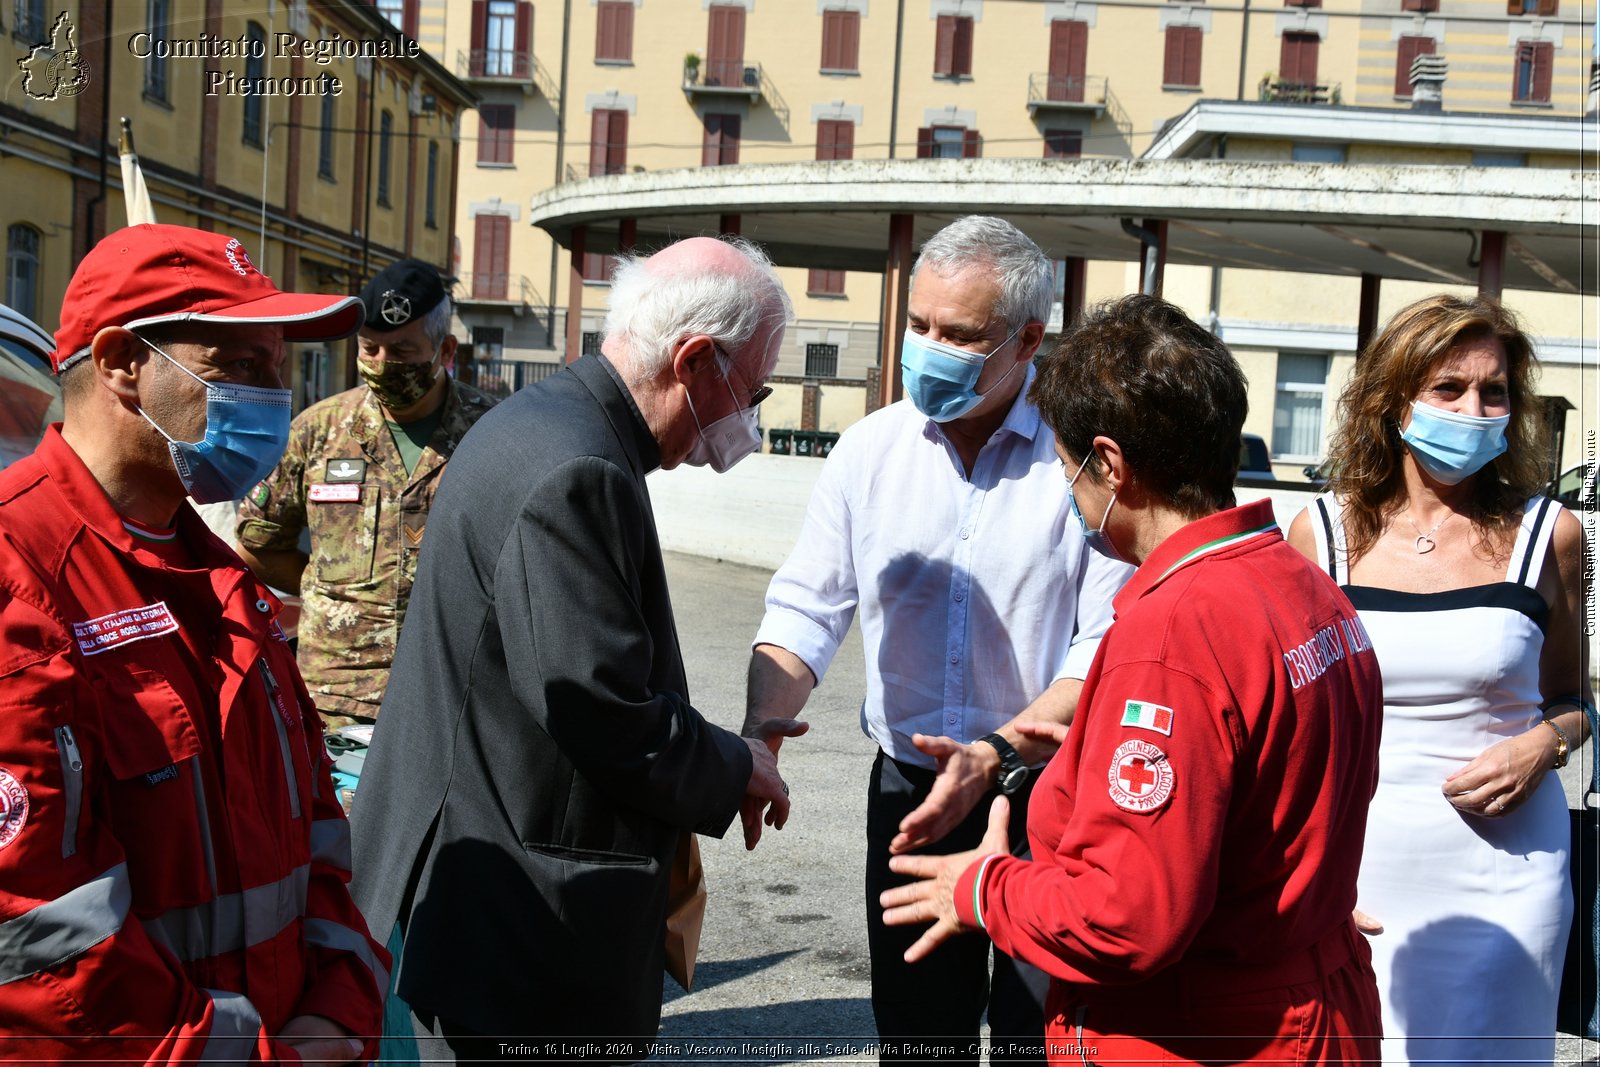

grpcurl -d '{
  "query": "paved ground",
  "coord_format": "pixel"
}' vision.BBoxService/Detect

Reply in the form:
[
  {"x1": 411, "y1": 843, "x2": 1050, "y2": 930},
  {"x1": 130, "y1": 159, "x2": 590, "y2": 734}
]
[{"x1": 652, "y1": 550, "x2": 1600, "y2": 1066}]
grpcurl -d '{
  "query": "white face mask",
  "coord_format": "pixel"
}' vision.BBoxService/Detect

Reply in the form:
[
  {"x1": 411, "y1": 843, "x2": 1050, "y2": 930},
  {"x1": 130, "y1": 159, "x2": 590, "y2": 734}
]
[{"x1": 683, "y1": 359, "x2": 762, "y2": 473}]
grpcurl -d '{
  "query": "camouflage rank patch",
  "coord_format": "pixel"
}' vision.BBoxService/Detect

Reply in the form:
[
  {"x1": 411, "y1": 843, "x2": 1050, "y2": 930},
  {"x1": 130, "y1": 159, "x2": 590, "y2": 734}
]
[{"x1": 250, "y1": 482, "x2": 270, "y2": 507}]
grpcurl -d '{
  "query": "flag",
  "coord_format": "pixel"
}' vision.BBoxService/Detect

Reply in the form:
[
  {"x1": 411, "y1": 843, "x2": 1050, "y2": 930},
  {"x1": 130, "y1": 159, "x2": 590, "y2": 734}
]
[
  {"x1": 119, "y1": 117, "x2": 156, "y2": 226},
  {"x1": 1120, "y1": 699, "x2": 1174, "y2": 736}
]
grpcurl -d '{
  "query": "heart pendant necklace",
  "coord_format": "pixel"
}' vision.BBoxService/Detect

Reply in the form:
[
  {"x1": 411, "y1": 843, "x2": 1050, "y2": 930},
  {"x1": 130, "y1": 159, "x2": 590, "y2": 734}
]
[{"x1": 1404, "y1": 511, "x2": 1451, "y2": 554}]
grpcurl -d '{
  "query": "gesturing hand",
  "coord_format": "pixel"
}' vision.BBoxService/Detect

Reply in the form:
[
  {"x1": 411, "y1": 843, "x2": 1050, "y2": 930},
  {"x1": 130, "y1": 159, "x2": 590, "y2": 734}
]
[
  {"x1": 880, "y1": 795, "x2": 1011, "y2": 963},
  {"x1": 741, "y1": 717, "x2": 809, "y2": 850}
]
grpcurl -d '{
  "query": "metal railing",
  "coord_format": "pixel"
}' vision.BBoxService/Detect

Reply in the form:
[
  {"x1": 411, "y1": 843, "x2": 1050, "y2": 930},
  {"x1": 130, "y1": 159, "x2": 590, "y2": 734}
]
[
  {"x1": 1259, "y1": 77, "x2": 1343, "y2": 104},
  {"x1": 462, "y1": 358, "x2": 561, "y2": 399},
  {"x1": 683, "y1": 59, "x2": 763, "y2": 91},
  {"x1": 455, "y1": 272, "x2": 540, "y2": 306},
  {"x1": 1028, "y1": 72, "x2": 1109, "y2": 106},
  {"x1": 564, "y1": 161, "x2": 631, "y2": 182},
  {"x1": 459, "y1": 48, "x2": 533, "y2": 82}
]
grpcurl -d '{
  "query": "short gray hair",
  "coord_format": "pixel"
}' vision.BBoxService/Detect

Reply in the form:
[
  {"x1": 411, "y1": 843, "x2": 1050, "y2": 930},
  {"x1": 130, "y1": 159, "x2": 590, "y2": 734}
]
[
  {"x1": 604, "y1": 237, "x2": 792, "y2": 379},
  {"x1": 912, "y1": 216, "x2": 1053, "y2": 331},
  {"x1": 421, "y1": 294, "x2": 454, "y2": 351}
]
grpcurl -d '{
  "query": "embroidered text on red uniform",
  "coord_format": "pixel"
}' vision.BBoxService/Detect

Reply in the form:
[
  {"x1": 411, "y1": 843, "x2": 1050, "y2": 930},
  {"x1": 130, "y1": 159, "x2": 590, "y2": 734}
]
[{"x1": 71, "y1": 602, "x2": 179, "y2": 656}]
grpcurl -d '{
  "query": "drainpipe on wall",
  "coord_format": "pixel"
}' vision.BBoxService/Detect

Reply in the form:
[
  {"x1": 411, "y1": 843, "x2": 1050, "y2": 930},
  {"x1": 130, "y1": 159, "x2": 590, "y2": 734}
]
[{"x1": 548, "y1": 0, "x2": 573, "y2": 347}]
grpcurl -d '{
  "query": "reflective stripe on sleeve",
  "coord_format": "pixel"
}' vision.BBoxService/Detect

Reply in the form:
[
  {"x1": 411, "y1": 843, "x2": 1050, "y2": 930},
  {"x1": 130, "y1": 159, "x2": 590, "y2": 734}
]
[
  {"x1": 309, "y1": 818, "x2": 351, "y2": 872},
  {"x1": 304, "y1": 916, "x2": 391, "y2": 997},
  {"x1": 200, "y1": 988, "x2": 263, "y2": 1063},
  {"x1": 0, "y1": 864, "x2": 130, "y2": 984},
  {"x1": 140, "y1": 864, "x2": 309, "y2": 964}
]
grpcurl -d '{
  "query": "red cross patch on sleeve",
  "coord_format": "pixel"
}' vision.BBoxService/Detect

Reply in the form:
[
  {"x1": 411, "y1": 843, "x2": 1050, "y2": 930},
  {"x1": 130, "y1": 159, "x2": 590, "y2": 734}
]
[{"x1": 1107, "y1": 738, "x2": 1175, "y2": 814}]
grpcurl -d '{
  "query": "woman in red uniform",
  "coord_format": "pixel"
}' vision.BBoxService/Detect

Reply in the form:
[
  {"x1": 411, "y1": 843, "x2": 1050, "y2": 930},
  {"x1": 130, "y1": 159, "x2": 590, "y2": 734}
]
[{"x1": 882, "y1": 294, "x2": 1385, "y2": 1065}]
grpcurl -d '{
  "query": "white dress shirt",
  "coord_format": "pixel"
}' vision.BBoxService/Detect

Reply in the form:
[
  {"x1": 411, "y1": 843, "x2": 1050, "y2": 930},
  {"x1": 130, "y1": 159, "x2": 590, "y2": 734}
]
[{"x1": 755, "y1": 366, "x2": 1133, "y2": 770}]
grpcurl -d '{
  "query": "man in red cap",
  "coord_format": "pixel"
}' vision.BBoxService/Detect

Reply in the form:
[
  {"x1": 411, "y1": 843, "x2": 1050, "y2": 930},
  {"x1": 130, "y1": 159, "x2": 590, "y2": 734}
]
[{"x1": 0, "y1": 225, "x2": 388, "y2": 1064}]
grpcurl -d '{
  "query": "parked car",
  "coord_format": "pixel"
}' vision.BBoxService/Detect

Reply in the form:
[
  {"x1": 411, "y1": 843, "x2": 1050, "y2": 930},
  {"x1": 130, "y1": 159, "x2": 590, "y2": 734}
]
[
  {"x1": 1303, "y1": 457, "x2": 1335, "y2": 490},
  {"x1": 1550, "y1": 461, "x2": 1597, "y2": 511},
  {"x1": 1236, "y1": 433, "x2": 1276, "y2": 484},
  {"x1": 0, "y1": 302, "x2": 60, "y2": 470}
]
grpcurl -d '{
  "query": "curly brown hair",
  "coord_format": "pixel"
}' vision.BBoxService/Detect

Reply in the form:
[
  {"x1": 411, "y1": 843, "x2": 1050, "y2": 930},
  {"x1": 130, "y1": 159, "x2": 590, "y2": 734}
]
[{"x1": 1328, "y1": 294, "x2": 1545, "y2": 563}]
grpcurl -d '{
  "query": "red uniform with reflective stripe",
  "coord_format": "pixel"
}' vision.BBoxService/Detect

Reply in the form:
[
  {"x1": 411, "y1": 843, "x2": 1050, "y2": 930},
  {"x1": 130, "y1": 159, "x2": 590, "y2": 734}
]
[
  {"x1": 0, "y1": 428, "x2": 386, "y2": 1063},
  {"x1": 954, "y1": 501, "x2": 1384, "y2": 1064}
]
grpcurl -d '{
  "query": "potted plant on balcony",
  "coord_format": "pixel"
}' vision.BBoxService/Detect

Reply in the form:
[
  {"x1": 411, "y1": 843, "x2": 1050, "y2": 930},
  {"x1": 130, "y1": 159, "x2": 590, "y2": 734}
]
[{"x1": 683, "y1": 52, "x2": 701, "y2": 84}]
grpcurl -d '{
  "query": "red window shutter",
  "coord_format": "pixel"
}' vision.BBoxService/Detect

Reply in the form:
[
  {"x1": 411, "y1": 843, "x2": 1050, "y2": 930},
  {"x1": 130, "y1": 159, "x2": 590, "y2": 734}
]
[
  {"x1": 916, "y1": 126, "x2": 934, "y2": 157},
  {"x1": 952, "y1": 16, "x2": 974, "y2": 76},
  {"x1": 515, "y1": 2, "x2": 533, "y2": 78},
  {"x1": 723, "y1": 113, "x2": 740, "y2": 164},
  {"x1": 1162, "y1": 26, "x2": 1183, "y2": 85},
  {"x1": 474, "y1": 215, "x2": 509, "y2": 299},
  {"x1": 1044, "y1": 129, "x2": 1082, "y2": 158},
  {"x1": 808, "y1": 269, "x2": 844, "y2": 295},
  {"x1": 703, "y1": 115, "x2": 720, "y2": 166},
  {"x1": 935, "y1": 16, "x2": 955, "y2": 75},
  {"x1": 1506, "y1": 0, "x2": 1521, "y2": 10},
  {"x1": 842, "y1": 12, "x2": 860, "y2": 72},
  {"x1": 1394, "y1": 35, "x2": 1435, "y2": 95},
  {"x1": 1049, "y1": 20, "x2": 1089, "y2": 101},
  {"x1": 589, "y1": 110, "x2": 609, "y2": 175},
  {"x1": 962, "y1": 129, "x2": 981, "y2": 158},
  {"x1": 608, "y1": 110, "x2": 628, "y2": 172},
  {"x1": 1281, "y1": 32, "x2": 1318, "y2": 86},
  {"x1": 403, "y1": 0, "x2": 419, "y2": 38},
  {"x1": 1537, "y1": 0, "x2": 1558, "y2": 14},
  {"x1": 707, "y1": 5, "x2": 745, "y2": 87},
  {"x1": 1532, "y1": 40, "x2": 1554, "y2": 101},
  {"x1": 478, "y1": 105, "x2": 513, "y2": 164},
  {"x1": 618, "y1": 4, "x2": 634, "y2": 59},
  {"x1": 1184, "y1": 26, "x2": 1202, "y2": 85},
  {"x1": 596, "y1": 3, "x2": 617, "y2": 60},
  {"x1": 470, "y1": 0, "x2": 488, "y2": 75},
  {"x1": 1402, "y1": 0, "x2": 1439, "y2": 9},
  {"x1": 822, "y1": 10, "x2": 841, "y2": 69},
  {"x1": 816, "y1": 119, "x2": 853, "y2": 161}
]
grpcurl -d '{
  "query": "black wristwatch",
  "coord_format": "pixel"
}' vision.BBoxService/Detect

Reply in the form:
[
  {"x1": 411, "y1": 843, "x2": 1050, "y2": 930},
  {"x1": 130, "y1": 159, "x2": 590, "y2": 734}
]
[{"x1": 977, "y1": 733, "x2": 1029, "y2": 795}]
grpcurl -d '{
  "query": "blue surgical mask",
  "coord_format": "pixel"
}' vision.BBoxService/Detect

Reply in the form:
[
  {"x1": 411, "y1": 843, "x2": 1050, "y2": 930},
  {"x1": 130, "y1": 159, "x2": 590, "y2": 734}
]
[
  {"x1": 900, "y1": 325, "x2": 1023, "y2": 422},
  {"x1": 133, "y1": 336, "x2": 293, "y2": 504},
  {"x1": 1400, "y1": 401, "x2": 1509, "y2": 486},
  {"x1": 1066, "y1": 453, "x2": 1125, "y2": 563}
]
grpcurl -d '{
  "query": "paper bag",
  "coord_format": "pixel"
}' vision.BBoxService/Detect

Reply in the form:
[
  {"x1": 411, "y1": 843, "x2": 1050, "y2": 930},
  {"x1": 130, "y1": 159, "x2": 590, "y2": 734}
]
[{"x1": 664, "y1": 832, "x2": 706, "y2": 992}]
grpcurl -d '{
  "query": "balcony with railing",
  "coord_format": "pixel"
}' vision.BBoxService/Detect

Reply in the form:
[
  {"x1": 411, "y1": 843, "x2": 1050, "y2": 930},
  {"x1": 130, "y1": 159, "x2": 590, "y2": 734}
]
[
  {"x1": 1259, "y1": 76, "x2": 1343, "y2": 105},
  {"x1": 683, "y1": 58, "x2": 765, "y2": 100},
  {"x1": 1026, "y1": 73, "x2": 1110, "y2": 116},
  {"x1": 456, "y1": 272, "x2": 540, "y2": 309},
  {"x1": 457, "y1": 48, "x2": 536, "y2": 93},
  {"x1": 564, "y1": 162, "x2": 635, "y2": 182}
]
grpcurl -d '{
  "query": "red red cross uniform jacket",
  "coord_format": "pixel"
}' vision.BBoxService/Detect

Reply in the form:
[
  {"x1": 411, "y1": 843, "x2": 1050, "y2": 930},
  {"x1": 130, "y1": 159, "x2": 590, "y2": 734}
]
[
  {"x1": 953, "y1": 501, "x2": 1384, "y2": 1064},
  {"x1": 0, "y1": 428, "x2": 388, "y2": 1063}
]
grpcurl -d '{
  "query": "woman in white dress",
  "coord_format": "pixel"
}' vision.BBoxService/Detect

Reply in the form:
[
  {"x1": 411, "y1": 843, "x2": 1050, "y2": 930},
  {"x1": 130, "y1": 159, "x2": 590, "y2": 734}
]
[{"x1": 1288, "y1": 293, "x2": 1591, "y2": 1065}]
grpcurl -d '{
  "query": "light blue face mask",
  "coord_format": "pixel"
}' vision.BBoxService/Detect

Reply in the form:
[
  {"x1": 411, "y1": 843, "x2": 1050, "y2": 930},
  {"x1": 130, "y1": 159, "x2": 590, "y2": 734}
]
[
  {"x1": 1066, "y1": 453, "x2": 1125, "y2": 563},
  {"x1": 133, "y1": 336, "x2": 293, "y2": 505},
  {"x1": 900, "y1": 325, "x2": 1023, "y2": 423},
  {"x1": 1400, "y1": 401, "x2": 1509, "y2": 486}
]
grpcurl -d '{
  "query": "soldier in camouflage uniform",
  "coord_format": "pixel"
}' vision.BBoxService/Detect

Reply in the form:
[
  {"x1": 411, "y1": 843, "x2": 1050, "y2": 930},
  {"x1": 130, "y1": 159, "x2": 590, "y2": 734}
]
[{"x1": 237, "y1": 260, "x2": 496, "y2": 728}]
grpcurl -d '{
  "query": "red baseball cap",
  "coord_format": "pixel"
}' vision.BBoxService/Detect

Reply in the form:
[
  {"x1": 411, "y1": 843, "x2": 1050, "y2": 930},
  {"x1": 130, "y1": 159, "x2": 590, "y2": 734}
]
[{"x1": 53, "y1": 224, "x2": 364, "y2": 372}]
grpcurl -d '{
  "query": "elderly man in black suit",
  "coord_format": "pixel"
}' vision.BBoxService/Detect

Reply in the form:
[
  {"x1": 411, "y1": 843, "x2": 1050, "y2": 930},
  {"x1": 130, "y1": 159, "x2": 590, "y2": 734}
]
[{"x1": 350, "y1": 236, "x2": 804, "y2": 1062}]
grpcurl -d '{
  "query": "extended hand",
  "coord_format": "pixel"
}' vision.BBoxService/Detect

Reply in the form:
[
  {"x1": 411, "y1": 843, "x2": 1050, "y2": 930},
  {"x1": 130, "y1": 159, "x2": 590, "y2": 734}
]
[
  {"x1": 890, "y1": 734, "x2": 999, "y2": 855},
  {"x1": 741, "y1": 718, "x2": 809, "y2": 850},
  {"x1": 881, "y1": 796, "x2": 1010, "y2": 962},
  {"x1": 277, "y1": 1014, "x2": 363, "y2": 1065}
]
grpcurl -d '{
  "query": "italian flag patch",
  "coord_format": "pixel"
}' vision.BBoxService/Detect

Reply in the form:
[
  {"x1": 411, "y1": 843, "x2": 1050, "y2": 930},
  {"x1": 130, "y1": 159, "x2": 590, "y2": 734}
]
[{"x1": 1120, "y1": 699, "x2": 1174, "y2": 736}]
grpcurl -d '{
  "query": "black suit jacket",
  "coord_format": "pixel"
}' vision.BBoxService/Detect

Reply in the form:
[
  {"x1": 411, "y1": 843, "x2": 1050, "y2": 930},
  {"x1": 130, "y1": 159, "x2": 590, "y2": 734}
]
[{"x1": 349, "y1": 355, "x2": 753, "y2": 1041}]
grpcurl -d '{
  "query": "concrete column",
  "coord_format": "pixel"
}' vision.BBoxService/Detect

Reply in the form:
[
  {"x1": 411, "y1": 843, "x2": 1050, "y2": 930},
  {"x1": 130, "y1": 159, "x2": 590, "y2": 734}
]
[
  {"x1": 1139, "y1": 219, "x2": 1168, "y2": 298},
  {"x1": 864, "y1": 365, "x2": 882, "y2": 416},
  {"x1": 1062, "y1": 257, "x2": 1087, "y2": 330},
  {"x1": 801, "y1": 383, "x2": 821, "y2": 430},
  {"x1": 1357, "y1": 273, "x2": 1381, "y2": 358},
  {"x1": 565, "y1": 225, "x2": 586, "y2": 364},
  {"x1": 1479, "y1": 231, "x2": 1505, "y2": 298},
  {"x1": 878, "y1": 212, "x2": 914, "y2": 410},
  {"x1": 719, "y1": 214, "x2": 741, "y2": 236}
]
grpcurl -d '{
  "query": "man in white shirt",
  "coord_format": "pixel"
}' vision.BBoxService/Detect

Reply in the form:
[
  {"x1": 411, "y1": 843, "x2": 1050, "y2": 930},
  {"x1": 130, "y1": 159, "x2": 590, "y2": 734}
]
[{"x1": 743, "y1": 216, "x2": 1132, "y2": 1064}]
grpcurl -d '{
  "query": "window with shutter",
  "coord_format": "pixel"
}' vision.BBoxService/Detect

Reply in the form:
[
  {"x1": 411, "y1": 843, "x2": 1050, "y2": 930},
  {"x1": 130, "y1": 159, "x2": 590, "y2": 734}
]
[
  {"x1": 477, "y1": 104, "x2": 515, "y2": 165},
  {"x1": 816, "y1": 119, "x2": 855, "y2": 161},
  {"x1": 707, "y1": 5, "x2": 747, "y2": 88},
  {"x1": 589, "y1": 110, "x2": 628, "y2": 175},
  {"x1": 1284, "y1": 0, "x2": 1321, "y2": 8},
  {"x1": 1509, "y1": 0, "x2": 1558, "y2": 14},
  {"x1": 581, "y1": 253, "x2": 613, "y2": 282},
  {"x1": 1044, "y1": 129, "x2": 1083, "y2": 158},
  {"x1": 1163, "y1": 25, "x2": 1202, "y2": 87},
  {"x1": 1394, "y1": 35, "x2": 1435, "y2": 96},
  {"x1": 702, "y1": 113, "x2": 741, "y2": 165},
  {"x1": 1048, "y1": 20, "x2": 1089, "y2": 101},
  {"x1": 1401, "y1": 0, "x2": 1438, "y2": 10},
  {"x1": 962, "y1": 129, "x2": 981, "y2": 158},
  {"x1": 821, "y1": 10, "x2": 861, "y2": 72},
  {"x1": 596, "y1": 2, "x2": 634, "y2": 62},
  {"x1": 514, "y1": 1, "x2": 534, "y2": 79},
  {"x1": 807, "y1": 270, "x2": 845, "y2": 296},
  {"x1": 1280, "y1": 31, "x2": 1319, "y2": 89},
  {"x1": 473, "y1": 215, "x2": 511, "y2": 300},
  {"x1": 935, "y1": 15, "x2": 974, "y2": 77},
  {"x1": 1513, "y1": 40, "x2": 1554, "y2": 102}
]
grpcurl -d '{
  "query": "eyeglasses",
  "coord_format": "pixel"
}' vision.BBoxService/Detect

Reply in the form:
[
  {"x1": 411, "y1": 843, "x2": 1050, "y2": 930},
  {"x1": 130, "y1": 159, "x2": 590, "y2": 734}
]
[{"x1": 712, "y1": 342, "x2": 772, "y2": 410}]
